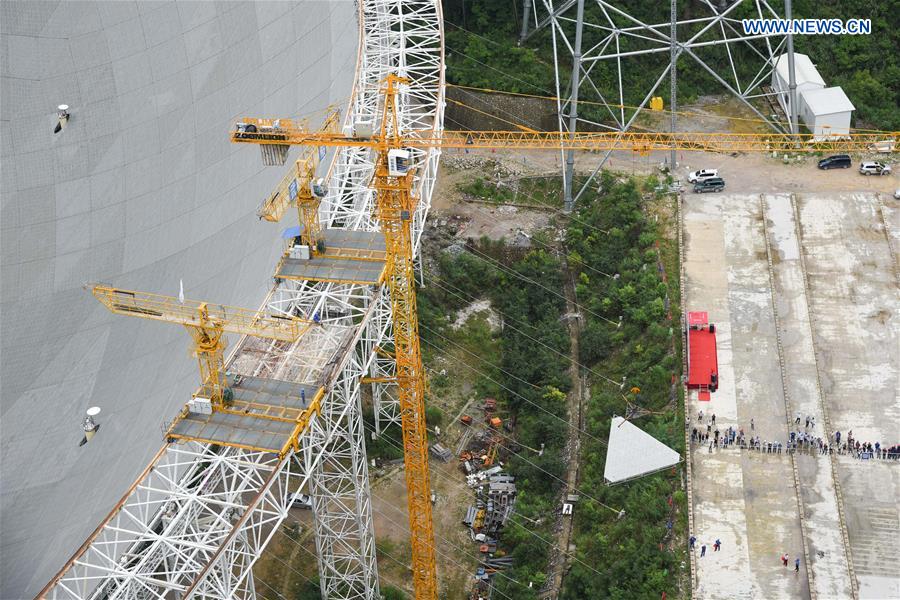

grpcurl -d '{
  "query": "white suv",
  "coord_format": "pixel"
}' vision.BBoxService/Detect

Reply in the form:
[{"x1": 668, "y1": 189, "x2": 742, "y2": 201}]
[
  {"x1": 688, "y1": 168, "x2": 719, "y2": 183},
  {"x1": 859, "y1": 161, "x2": 891, "y2": 176}
]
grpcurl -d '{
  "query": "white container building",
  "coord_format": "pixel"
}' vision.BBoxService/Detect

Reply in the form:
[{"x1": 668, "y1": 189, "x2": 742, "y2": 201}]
[
  {"x1": 771, "y1": 53, "x2": 855, "y2": 139},
  {"x1": 798, "y1": 86, "x2": 856, "y2": 139},
  {"x1": 772, "y1": 53, "x2": 825, "y2": 117}
]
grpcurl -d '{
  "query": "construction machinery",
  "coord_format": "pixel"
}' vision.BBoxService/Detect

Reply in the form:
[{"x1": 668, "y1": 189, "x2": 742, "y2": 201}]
[
  {"x1": 234, "y1": 75, "x2": 439, "y2": 599},
  {"x1": 89, "y1": 284, "x2": 318, "y2": 456},
  {"x1": 232, "y1": 73, "x2": 898, "y2": 599},
  {"x1": 253, "y1": 107, "x2": 342, "y2": 257},
  {"x1": 233, "y1": 115, "x2": 898, "y2": 156}
]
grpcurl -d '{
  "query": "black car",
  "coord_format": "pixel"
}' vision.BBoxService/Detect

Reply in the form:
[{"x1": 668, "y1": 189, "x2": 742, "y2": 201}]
[
  {"x1": 693, "y1": 177, "x2": 725, "y2": 193},
  {"x1": 817, "y1": 154, "x2": 851, "y2": 169}
]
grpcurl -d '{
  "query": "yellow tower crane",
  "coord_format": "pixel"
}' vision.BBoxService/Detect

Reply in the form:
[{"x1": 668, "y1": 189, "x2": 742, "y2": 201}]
[
  {"x1": 248, "y1": 107, "x2": 342, "y2": 257},
  {"x1": 90, "y1": 284, "x2": 312, "y2": 411},
  {"x1": 231, "y1": 75, "x2": 897, "y2": 599}
]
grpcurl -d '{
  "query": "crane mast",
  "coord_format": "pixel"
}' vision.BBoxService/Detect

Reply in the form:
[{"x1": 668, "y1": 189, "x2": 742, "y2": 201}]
[{"x1": 372, "y1": 75, "x2": 438, "y2": 599}]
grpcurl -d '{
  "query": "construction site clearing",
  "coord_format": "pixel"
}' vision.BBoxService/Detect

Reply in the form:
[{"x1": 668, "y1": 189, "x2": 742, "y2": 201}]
[{"x1": 421, "y1": 149, "x2": 899, "y2": 599}]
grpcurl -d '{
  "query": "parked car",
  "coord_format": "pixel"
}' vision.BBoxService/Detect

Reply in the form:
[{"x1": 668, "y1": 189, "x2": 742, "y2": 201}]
[
  {"x1": 817, "y1": 154, "x2": 851, "y2": 169},
  {"x1": 688, "y1": 168, "x2": 719, "y2": 183},
  {"x1": 291, "y1": 493, "x2": 313, "y2": 509},
  {"x1": 894, "y1": 189, "x2": 900, "y2": 199},
  {"x1": 693, "y1": 177, "x2": 725, "y2": 193},
  {"x1": 859, "y1": 161, "x2": 891, "y2": 176}
]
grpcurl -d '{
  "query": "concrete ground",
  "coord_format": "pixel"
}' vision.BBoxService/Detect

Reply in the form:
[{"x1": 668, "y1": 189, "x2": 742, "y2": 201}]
[
  {"x1": 794, "y1": 193, "x2": 900, "y2": 599},
  {"x1": 685, "y1": 194, "x2": 809, "y2": 599},
  {"x1": 683, "y1": 191, "x2": 899, "y2": 600}
]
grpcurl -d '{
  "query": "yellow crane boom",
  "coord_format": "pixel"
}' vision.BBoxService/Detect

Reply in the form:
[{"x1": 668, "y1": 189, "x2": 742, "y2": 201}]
[
  {"x1": 233, "y1": 122, "x2": 898, "y2": 155},
  {"x1": 231, "y1": 74, "x2": 897, "y2": 600},
  {"x1": 90, "y1": 284, "x2": 311, "y2": 408}
]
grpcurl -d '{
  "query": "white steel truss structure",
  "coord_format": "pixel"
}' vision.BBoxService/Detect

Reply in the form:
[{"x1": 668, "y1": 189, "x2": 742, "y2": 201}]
[
  {"x1": 41, "y1": 304, "x2": 376, "y2": 600},
  {"x1": 519, "y1": 0, "x2": 791, "y2": 206},
  {"x1": 40, "y1": 0, "x2": 444, "y2": 599},
  {"x1": 321, "y1": 0, "x2": 444, "y2": 433}
]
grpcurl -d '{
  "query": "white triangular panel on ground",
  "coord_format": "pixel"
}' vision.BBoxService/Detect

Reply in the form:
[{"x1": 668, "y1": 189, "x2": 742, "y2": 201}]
[{"x1": 604, "y1": 415, "x2": 681, "y2": 484}]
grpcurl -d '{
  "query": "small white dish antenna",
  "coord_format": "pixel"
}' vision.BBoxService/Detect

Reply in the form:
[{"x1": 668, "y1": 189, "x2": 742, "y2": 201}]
[{"x1": 86, "y1": 406, "x2": 101, "y2": 417}]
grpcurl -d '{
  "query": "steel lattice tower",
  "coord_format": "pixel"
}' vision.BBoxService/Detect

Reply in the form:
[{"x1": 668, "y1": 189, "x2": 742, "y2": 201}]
[{"x1": 518, "y1": 0, "x2": 793, "y2": 206}]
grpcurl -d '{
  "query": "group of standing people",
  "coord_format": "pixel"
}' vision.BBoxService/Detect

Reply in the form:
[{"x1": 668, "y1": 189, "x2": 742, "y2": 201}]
[
  {"x1": 690, "y1": 534, "x2": 802, "y2": 576},
  {"x1": 835, "y1": 430, "x2": 898, "y2": 460},
  {"x1": 693, "y1": 411, "x2": 898, "y2": 462},
  {"x1": 689, "y1": 534, "x2": 722, "y2": 558}
]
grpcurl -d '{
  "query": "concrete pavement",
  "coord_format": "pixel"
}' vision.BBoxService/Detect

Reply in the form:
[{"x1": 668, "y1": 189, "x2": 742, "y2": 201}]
[{"x1": 683, "y1": 192, "x2": 900, "y2": 599}]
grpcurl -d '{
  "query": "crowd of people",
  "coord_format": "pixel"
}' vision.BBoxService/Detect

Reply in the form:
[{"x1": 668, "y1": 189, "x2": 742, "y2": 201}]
[{"x1": 690, "y1": 411, "x2": 899, "y2": 460}]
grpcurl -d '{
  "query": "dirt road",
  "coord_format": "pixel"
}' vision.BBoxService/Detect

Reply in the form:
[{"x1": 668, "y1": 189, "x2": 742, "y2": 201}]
[
  {"x1": 435, "y1": 147, "x2": 898, "y2": 198},
  {"x1": 541, "y1": 259, "x2": 585, "y2": 600}
]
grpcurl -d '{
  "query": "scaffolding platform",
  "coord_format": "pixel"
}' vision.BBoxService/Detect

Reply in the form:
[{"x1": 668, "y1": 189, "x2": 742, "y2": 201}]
[
  {"x1": 167, "y1": 375, "x2": 322, "y2": 453},
  {"x1": 320, "y1": 229, "x2": 387, "y2": 261},
  {"x1": 277, "y1": 256, "x2": 386, "y2": 284},
  {"x1": 276, "y1": 230, "x2": 387, "y2": 285}
]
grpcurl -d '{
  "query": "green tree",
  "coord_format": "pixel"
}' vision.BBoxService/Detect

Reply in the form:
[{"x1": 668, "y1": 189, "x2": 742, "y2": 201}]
[{"x1": 382, "y1": 585, "x2": 407, "y2": 600}]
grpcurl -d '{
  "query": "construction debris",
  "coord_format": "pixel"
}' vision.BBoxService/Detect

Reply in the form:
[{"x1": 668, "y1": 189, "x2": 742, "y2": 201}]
[{"x1": 429, "y1": 442, "x2": 452, "y2": 462}]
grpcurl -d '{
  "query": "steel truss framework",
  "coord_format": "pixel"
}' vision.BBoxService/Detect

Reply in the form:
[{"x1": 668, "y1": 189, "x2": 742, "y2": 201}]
[
  {"x1": 321, "y1": 0, "x2": 444, "y2": 434},
  {"x1": 41, "y1": 0, "x2": 444, "y2": 598},
  {"x1": 521, "y1": 0, "x2": 791, "y2": 204}
]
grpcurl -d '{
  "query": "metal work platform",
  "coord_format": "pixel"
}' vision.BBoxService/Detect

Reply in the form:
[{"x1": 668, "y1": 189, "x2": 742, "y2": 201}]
[
  {"x1": 167, "y1": 375, "x2": 322, "y2": 454},
  {"x1": 229, "y1": 374, "x2": 319, "y2": 413},
  {"x1": 277, "y1": 257, "x2": 386, "y2": 285},
  {"x1": 322, "y1": 229, "x2": 387, "y2": 260},
  {"x1": 276, "y1": 230, "x2": 387, "y2": 285}
]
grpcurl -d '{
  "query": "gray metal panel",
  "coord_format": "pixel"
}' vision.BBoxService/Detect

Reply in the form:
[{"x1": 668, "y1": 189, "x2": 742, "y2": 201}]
[
  {"x1": 170, "y1": 409, "x2": 297, "y2": 452},
  {"x1": 323, "y1": 228, "x2": 387, "y2": 252},
  {"x1": 0, "y1": 2, "x2": 358, "y2": 596},
  {"x1": 232, "y1": 375, "x2": 317, "y2": 411},
  {"x1": 278, "y1": 256, "x2": 386, "y2": 284}
]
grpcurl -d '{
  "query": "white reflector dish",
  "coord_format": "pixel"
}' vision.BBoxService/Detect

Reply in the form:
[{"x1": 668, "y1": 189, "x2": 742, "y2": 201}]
[{"x1": 604, "y1": 415, "x2": 681, "y2": 484}]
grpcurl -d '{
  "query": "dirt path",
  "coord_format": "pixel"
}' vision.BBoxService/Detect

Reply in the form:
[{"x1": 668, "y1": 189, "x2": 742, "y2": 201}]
[
  {"x1": 541, "y1": 258, "x2": 585, "y2": 599},
  {"x1": 279, "y1": 526, "x2": 315, "y2": 599}
]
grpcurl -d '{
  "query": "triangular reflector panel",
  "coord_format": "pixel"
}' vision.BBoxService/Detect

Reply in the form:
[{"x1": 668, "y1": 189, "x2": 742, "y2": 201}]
[{"x1": 604, "y1": 415, "x2": 681, "y2": 484}]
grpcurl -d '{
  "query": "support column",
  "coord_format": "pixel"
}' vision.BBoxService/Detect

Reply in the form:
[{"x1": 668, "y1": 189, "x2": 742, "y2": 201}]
[
  {"x1": 563, "y1": 0, "x2": 585, "y2": 213},
  {"x1": 670, "y1": 0, "x2": 678, "y2": 170},
  {"x1": 367, "y1": 291, "x2": 401, "y2": 436},
  {"x1": 309, "y1": 356, "x2": 379, "y2": 600},
  {"x1": 519, "y1": 0, "x2": 532, "y2": 43},
  {"x1": 785, "y1": 0, "x2": 799, "y2": 135}
]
